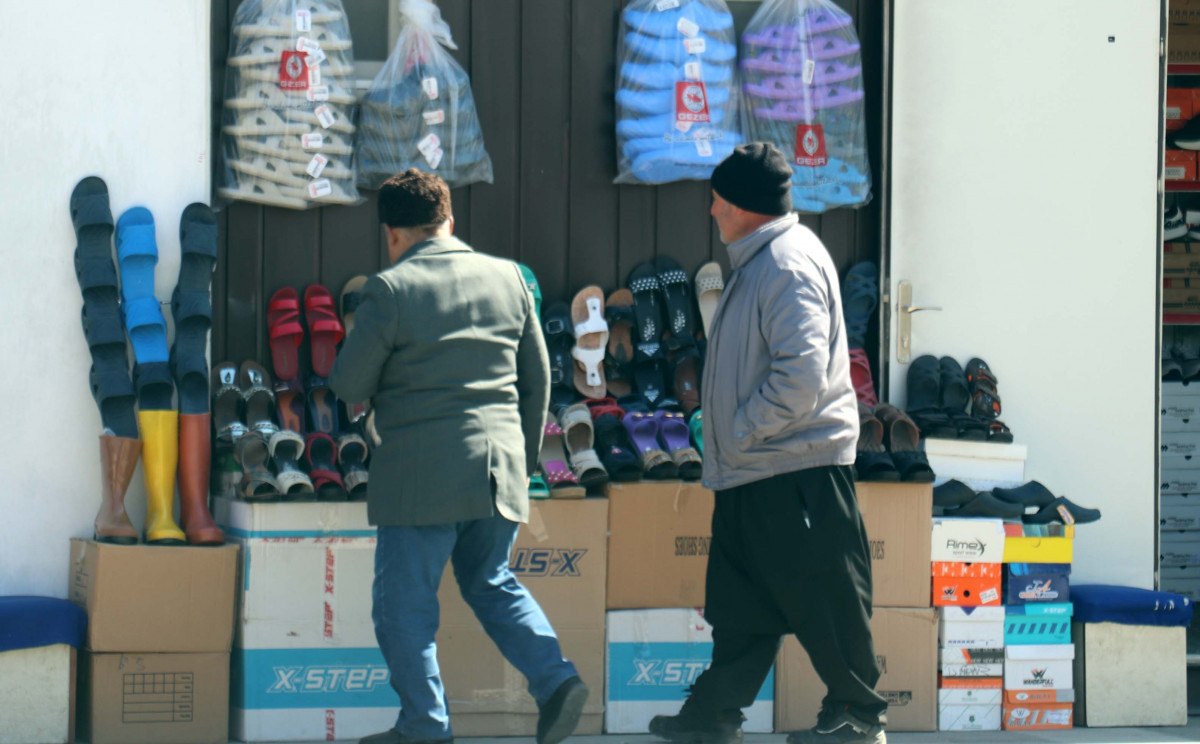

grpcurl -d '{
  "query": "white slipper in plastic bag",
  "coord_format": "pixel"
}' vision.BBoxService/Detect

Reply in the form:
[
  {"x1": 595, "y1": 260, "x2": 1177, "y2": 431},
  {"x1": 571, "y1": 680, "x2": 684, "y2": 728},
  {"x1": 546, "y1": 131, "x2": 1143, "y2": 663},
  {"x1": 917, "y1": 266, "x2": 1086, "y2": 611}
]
[
  {"x1": 226, "y1": 82, "x2": 356, "y2": 110},
  {"x1": 240, "y1": 134, "x2": 355, "y2": 159},
  {"x1": 218, "y1": 179, "x2": 308, "y2": 209}
]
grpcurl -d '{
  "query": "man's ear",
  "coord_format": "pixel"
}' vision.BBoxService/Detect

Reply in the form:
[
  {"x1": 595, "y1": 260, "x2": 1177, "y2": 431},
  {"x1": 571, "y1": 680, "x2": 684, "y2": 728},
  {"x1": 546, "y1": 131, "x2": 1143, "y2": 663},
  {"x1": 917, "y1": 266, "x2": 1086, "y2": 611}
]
[{"x1": 447, "y1": 216, "x2": 456, "y2": 235}]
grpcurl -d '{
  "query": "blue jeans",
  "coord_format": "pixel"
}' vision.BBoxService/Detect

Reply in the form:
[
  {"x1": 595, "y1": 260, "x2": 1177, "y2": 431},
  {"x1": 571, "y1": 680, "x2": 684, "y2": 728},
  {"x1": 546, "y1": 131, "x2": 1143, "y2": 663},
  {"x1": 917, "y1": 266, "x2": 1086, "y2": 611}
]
[{"x1": 373, "y1": 515, "x2": 578, "y2": 740}]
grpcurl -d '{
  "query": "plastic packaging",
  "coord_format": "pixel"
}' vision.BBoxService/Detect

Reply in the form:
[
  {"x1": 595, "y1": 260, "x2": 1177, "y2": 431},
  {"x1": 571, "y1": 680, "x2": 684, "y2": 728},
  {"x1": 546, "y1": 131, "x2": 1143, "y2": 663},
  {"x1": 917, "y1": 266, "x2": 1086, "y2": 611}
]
[
  {"x1": 220, "y1": 0, "x2": 361, "y2": 209},
  {"x1": 356, "y1": 0, "x2": 493, "y2": 190},
  {"x1": 615, "y1": 0, "x2": 742, "y2": 185},
  {"x1": 740, "y1": 0, "x2": 871, "y2": 212}
]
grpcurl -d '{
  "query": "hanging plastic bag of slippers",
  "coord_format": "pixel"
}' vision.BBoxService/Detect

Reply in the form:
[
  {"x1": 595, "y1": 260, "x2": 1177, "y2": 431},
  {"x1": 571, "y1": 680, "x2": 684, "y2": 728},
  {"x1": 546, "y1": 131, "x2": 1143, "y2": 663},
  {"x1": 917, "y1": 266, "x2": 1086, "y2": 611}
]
[
  {"x1": 356, "y1": 0, "x2": 493, "y2": 190},
  {"x1": 220, "y1": 0, "x2": 362, "y2": 209},
  {"x1": 615, "y1": 0, "x2": 743, "y2": 185},
  {"x1": 740, "y1": 0, "x2": 870, "y2": 212}
]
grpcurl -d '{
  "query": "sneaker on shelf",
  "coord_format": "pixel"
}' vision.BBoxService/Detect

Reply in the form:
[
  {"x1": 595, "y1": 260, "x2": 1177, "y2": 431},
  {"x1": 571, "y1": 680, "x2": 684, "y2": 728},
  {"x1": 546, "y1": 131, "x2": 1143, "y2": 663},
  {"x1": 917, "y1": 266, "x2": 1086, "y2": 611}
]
[
  {"x1": 1169, "y1": 116, "x2": 1200, "y2": 149},
  {"x1": 1166, "y1": 205, "x2": 1188, "y2": 241}
]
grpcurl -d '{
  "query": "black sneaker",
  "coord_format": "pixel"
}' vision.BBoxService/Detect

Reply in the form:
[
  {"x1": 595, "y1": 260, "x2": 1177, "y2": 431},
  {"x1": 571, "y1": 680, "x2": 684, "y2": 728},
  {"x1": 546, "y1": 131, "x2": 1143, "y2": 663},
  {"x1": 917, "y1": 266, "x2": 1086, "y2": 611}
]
[
  {"x1": 358, "y1": 730, "x2": 452, "y2": 744},
  {"x1": 787, "y1": 710, "x2": 886, "y2": 744},
  {"x1": 648, "y1": 706, "x2": 744, "y2": 744},
  {"x1": 537, "y1": 676, "x2": 589, "y2": 744},
  {"x1": 1166, "y1": 205, "x2": 1189, "y2": 240}
]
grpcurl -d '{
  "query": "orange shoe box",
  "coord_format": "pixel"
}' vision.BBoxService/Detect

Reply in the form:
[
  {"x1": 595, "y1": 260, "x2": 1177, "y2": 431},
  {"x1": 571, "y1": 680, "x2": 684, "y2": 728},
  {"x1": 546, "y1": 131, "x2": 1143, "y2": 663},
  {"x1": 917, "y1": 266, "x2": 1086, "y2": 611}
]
[
  {"x1": 932, "y1": 576, "x2": 1001, "y2": 607},
  {"x1": 1168, "y1": 88, "x2": 1194, "y2": 131},
  {"x1": 931, "y1": 562, "x2": 1001, "y2": 578},
  {"x1": 1002, "y1": 703, "x2": 1073, "y2": 730},
  {"x1": 1166, "y1": 149, "x2": 1198, "y2": 182}
]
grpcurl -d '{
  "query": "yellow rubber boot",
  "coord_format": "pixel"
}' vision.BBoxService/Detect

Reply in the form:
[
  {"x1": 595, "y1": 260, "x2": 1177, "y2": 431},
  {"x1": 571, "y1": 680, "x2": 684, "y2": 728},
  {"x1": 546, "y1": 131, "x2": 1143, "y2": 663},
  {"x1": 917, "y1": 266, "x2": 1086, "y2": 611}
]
[{"x1": 139, "y1": 410, "x2": 187, "y2": 544}]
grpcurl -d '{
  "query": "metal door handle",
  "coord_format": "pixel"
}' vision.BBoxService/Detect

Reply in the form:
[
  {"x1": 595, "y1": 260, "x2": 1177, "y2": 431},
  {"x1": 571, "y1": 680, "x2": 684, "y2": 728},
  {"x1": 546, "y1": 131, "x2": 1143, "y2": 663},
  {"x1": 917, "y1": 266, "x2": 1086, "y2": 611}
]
[
  {"x1": 901, "y1": 304, "x2": 943, "y2": 314},
  {"x1": 896, "y1": 280, "x2": 941, "y2": 363}
]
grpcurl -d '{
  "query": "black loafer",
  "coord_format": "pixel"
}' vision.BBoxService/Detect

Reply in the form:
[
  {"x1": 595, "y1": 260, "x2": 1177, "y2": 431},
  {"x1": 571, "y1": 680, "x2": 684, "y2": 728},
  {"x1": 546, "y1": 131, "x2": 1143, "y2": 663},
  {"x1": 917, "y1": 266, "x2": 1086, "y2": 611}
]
[
  {"x1": 537, "y1": 676, "x2": 588, "y2": 744},
  {"x1": 359, "y1": 730, "x2": 452, "y2": 744},
  {"x1": 648, "y1": 707, "x2": 744, "y2": 744}
]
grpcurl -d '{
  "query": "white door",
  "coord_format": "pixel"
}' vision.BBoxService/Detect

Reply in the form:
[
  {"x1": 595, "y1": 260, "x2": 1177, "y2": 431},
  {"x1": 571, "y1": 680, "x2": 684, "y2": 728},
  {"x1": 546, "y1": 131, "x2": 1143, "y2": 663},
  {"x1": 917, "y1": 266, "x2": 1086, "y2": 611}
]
[{"x1": 886, "y1": 0, "x2": 1162, "y2": 587}]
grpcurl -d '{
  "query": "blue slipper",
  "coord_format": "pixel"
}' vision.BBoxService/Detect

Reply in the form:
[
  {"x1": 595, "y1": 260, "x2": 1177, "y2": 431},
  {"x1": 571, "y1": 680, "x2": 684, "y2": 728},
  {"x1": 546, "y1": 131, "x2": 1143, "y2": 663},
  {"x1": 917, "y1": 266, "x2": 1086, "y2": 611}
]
[
  {"x1": 620, "y1": 61, "x2": 733, "y2": 88},
  {"x1": 117, "y1": 207, "x2": 169, "y2": 366},
  {"x1": 791, "y1": 158, "x2": 869, "y2": 187},
  {"x1": 616, "y1": 84, "x2": 731, "y2": 115},
  {"x1": 617, "y1": 109, "x2": 729, "y2": 139},
  {"x1": 172, "y1": 203, "x2": 217, "y2": 415},
  {"x1": 624, "y1": 31, "x2": 737, "y2": 64},
  {"x1": 625, "y1": 158, "x2": 719, "y2": 185},
  {"x1": 623, "y1": 2, "x2": 733, "y2": 37},
  {"x1": 622, "y1": 132, "x2": 740, "y2": 159},
  {"x1": 790, "y1": 185, "x2": 825, "y2": 213}
]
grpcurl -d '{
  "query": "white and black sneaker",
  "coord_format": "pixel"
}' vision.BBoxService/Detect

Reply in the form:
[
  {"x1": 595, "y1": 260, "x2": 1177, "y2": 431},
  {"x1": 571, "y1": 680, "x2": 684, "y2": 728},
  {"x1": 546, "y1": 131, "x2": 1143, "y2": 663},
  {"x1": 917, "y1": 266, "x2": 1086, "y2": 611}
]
[
  {"x1": 1166, "y1": 205, "x2": 1189, "y2": 241},
  {"x1": 1169, "y1": 116, "x2": 1200, "y2": 149},
  {"x1": 786, "y1": 710, "x2": 886, "y2": 744}
]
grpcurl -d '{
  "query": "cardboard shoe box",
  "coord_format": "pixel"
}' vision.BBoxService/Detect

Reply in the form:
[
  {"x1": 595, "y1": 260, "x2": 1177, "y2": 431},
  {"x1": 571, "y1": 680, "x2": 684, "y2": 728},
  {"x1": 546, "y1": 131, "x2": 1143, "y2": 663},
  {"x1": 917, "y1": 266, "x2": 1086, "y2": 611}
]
[
  {"x1": 1162, "y1": 494, "x2": 1200, "y2": 530},
  {"x1": 857, "y1": 483, "x2": 933, "y2": 607},
  {"x1": 1004, "y1": 644, "x2": 1075, "y2": 691},
  {"x1": 776, "y1": 607, "x2": 936, "y2": 733},
  {"x1": 940, "y1": 646, "x2": 1003, "y2": 678},
  {"x1": 78, "y1": 651, "x2": 228, "y2": 744},
  {"x1": 68, "y1": 539, "x2": 238, "y2": 653},
  {"x1": 1166, "y1": 149, "x2": 1199, "y2": 182},
  {"x1": 930, "y1": 519, "x2": 1005, "y2": 563},
  {"x1": 923, "y1": 439, "x2": 1026, "y2": 491},
  {"x1": 1003, "y1": 563, "x2": 1071, "y2": 605},
  {"x1": 939, "y1": 606, "x2": 1005, "y2": 648},
  {"x1": 1167, "y1": 88, "x2": 1195, "y2": 131},
  {"x1": 938, "y1": 677, "x2": 1001, "y2": 731},
  {"x1": 606, "y1": 482, "x2": 714, "y2": 609},
  {"x1": 438, "y1": 498, "x2": 608, "y2": 736},
  {"x1": 1002, "y1": 523, "x2": 1073, "y2": 564},
  {"x1": 1005, "y1": 602, "x2": 1073, "y2": 645},
  {"x1": 608, "y1": 608, "x2": 774, "y2": 734}
]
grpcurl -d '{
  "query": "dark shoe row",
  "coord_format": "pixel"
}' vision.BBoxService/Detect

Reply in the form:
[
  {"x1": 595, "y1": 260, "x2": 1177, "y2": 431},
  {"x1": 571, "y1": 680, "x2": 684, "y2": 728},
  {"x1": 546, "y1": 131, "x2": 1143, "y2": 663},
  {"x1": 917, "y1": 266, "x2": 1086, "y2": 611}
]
[
  {"x1": 906, "y1": 355, "x2": 1012, "y2": 443},
  {"x1": 854, "y1": 403, "x2": 934, "y2": 483},
  {"x1": 650, "y1": 700, "x2": 885, "y2": 744},
  {"x1": 934, "y1": 479, "x2": 1102, "y2": 523}
]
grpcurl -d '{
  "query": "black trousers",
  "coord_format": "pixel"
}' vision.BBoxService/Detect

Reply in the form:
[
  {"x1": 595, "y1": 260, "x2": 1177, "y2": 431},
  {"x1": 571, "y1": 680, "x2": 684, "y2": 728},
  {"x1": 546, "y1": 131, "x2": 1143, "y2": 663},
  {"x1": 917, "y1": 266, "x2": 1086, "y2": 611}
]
[{"x1": 688, "y1": 465, "x2": 887, "y2": 723}]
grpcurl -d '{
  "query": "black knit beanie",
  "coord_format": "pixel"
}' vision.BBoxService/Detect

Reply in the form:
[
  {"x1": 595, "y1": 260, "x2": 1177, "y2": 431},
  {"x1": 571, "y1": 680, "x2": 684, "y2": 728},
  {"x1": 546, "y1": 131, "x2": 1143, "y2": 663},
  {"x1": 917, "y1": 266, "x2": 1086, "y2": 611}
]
[{"x1": 710, "y1": 142, "x2": 793, "y2": 216}]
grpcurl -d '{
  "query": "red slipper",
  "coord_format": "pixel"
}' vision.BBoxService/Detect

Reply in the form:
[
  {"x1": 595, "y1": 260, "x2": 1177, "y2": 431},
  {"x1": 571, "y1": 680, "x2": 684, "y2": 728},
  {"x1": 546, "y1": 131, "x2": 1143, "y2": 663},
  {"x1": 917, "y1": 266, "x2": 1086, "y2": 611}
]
[
  {"x1": 848, "y1": 347, "x2": 878, "y2": 408},
  {"x1": 304, "y1": 284, "x2": 345, "y2": 377},
  {"x1": 267, "y1": 287, "x2": 304, "y2": 382},
  {"x1": 305, "y1": 431, "x2": 346, "y2": 500}
]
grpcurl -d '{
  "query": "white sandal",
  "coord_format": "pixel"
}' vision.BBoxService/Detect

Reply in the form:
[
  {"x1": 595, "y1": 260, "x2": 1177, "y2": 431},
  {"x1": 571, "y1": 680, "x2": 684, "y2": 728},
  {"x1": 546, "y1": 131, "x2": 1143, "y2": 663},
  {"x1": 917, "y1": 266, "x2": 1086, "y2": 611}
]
[
  {"x1": 284, "y1": 108, "x2": 356, "y2": 134},
  {"x1": 224, "y1": 109, "x2": 295, "y2": 136},
  {"x1": 218, "y1": 178, "x2": 308, "y2": 209},
  {"x1": 226, "y1": 82, "x2": 356, "y2": 110},
  {"x1": 238, "y1": 60, "x2": 354, "y2": 83},
  {"x1": 228, "y1": 157, "x2": 311, "y2": 188},
  {"x1": 240, "y1": 135, "x2": 354, "y2": 160}
]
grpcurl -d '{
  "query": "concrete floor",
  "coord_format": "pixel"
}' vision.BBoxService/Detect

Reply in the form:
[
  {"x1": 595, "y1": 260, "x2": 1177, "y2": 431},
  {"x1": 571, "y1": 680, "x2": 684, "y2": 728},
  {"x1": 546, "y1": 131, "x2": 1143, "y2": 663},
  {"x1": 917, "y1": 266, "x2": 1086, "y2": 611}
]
[{"x1": 284, "y1": 718, "x2": 1200, "y2": 744}]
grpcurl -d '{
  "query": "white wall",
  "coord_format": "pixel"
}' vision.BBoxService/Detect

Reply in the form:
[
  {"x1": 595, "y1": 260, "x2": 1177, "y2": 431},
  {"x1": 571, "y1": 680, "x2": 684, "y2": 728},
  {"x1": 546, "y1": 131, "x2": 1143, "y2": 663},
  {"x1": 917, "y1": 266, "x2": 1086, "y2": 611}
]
[{"x1": 0, "y1": 1, "x2": 210, "y2": 596}]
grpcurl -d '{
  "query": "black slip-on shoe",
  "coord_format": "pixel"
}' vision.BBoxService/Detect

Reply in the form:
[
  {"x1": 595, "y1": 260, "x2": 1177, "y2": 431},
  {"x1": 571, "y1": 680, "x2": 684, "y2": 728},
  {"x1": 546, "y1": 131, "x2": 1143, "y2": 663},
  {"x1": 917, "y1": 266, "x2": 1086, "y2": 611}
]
[
  {"x1": 359, "y1": 730, "x2": 452, "y2": 744},
  {"x1": 537, "y1": 676, "x2": 588, "y2": 744},
  {"x1": 649, "y1": 703, "x2": 744, "y2": 744},
  {"x1": 787, "y1": 710, "x2": 886, "y2": 744}
]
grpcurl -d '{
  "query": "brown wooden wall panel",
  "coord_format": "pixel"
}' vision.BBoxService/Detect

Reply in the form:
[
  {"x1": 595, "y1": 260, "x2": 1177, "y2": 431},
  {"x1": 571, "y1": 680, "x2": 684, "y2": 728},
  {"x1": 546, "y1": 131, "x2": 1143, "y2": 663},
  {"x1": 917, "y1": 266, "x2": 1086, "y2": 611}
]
[{"x1": 210, "y1": 0, "x2": 884, "y2": 368}]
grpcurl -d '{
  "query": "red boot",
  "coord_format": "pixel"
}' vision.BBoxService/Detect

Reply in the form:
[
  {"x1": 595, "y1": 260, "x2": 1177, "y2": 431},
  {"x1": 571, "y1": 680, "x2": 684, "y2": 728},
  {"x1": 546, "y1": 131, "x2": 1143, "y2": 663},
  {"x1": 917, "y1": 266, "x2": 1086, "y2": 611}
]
[{"x1": 178, "y1": 412, "x2": 224, "y2": 545}]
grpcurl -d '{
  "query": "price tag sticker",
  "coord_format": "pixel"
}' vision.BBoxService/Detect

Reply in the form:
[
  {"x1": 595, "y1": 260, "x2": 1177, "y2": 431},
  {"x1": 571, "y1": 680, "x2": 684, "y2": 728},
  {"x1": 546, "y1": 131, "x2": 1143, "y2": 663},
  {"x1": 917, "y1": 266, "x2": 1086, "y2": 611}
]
[
  {"x1": 308, "y1": 179, "x2": 333, "y2": 198},
  {"x1": 423, "y1": 109, "x2": 446, "y2": 126},
  {"x1": 656, "y1": 0, "x2": 680, "y2": 10},
  {"x1": 305, "y1": 47, "x2": 327, "y2": 67},
  {"x1": 422, "y1": 77, "x2": 439, "y2": 100},
  {"x1": 684, "y1": 61, "x2": 702, "y2": 81},
  {"x1": 695, "y1": 139, "x2": 713, "y2": 158},
  {"x1": 677, "y1": 18, "x2": 699, "y2": 37},
  {"x1": 314, "y1": 104, "x2": 335, "y2": 129},
  {"x1": 683, "y1": 37, "x2": 706, "y2": 55},
  {"x1": 301, "y1": 132, "x2": 324, "y2": 149},
  {"x1": 425, "y1": 146, "x2": 444, "y2": 169},
  {"x1": 306, "y1": 85, "x2": 330, "y2": 102},
  {"x1": 803, "y1": 60, "x2": 816, "y2": 86},
  {"x1": 295, "y1": 9, "x2": 312, "y2": 32},
  {"x1": 417, "y1": 133, "x2": 442, "y2": 159},
  {"x1": 296, "y1": 37, "x2": 322, "y2": 55},
  {"x1": 308, "y1": 65, "x2": 322, "y2": 87},
  {"x1": 306, "y1": 153, "x2": 329, "y2": 178}
]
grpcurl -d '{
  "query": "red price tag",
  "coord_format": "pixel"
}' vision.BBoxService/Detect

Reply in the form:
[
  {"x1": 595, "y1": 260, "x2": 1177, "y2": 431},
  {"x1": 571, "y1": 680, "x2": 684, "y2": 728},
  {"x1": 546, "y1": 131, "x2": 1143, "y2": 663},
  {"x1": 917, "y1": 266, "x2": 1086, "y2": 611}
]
[
  {"x1": 794, "y1": 124, "x2": 828, "y2": 167},
  {"x1": 279, "y1": 50, "x2": 309, "y2": 90},
  {"x1": 674, "y1": 81, "x2": 711, "y2": 124}
]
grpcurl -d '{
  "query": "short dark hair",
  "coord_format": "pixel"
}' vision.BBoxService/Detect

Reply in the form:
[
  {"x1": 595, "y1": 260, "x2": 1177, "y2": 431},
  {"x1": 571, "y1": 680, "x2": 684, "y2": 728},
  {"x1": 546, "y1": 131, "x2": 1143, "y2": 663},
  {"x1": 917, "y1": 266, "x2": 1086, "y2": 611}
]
[{"x1": 377, "y1": 169, "x2": 452, "y2": 228}]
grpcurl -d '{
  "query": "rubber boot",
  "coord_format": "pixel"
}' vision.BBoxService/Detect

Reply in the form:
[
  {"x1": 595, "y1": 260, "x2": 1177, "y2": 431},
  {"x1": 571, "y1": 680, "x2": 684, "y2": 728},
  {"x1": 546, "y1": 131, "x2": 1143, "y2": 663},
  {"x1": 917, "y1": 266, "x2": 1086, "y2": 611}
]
[
  {"x1": 139, "y1": 410, "x2": 187, "y2": 544},
  {"x1": 178, "y1": 413, "x2": 224, "y2": 545},
  {"x1": 95, "y1": 434, "x2": 141, "y2": 544}
]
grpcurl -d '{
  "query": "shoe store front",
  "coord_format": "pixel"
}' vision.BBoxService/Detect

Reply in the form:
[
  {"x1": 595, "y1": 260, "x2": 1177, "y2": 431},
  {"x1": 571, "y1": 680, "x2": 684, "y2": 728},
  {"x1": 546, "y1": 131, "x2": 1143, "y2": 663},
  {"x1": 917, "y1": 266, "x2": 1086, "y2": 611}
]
[{"x1": 2, "y1": 1, "x2": 1194, "y2": 743}]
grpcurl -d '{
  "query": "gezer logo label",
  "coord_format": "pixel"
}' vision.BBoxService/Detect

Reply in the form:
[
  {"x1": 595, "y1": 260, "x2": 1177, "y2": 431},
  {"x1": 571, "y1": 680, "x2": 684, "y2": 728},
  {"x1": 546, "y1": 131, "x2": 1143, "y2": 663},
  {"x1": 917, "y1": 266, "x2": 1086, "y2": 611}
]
[
  {"x1": 629, "y1": 659, "x2": 709, "y2": 686},
  {"x1": 510, "y1": 548, "x2": 587, "y2": 577},
  {"x1": 1018, "y1": 579, "x2": 1059, "y2": 600},
  {"x1": 268, "y1": 665, "x2": 389, "y2": 693}
]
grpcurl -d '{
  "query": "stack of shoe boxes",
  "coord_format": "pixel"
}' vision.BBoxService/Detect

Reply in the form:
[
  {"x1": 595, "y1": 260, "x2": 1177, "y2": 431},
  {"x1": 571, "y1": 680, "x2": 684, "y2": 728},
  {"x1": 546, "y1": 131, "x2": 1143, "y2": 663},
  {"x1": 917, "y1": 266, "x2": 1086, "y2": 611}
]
[
  {"x1": 1161, "y1": 380, "x2": 1200, "y2": 601},
  {"x1": 931, "y1": 517, "x2": 1005, "y2": 732},
  {"x1": 999, "y1": 519, "x2": 1076, "y2": 731},
  {"x1": 1170, "y1": 1, "x2": 1200, "y2": 64}
]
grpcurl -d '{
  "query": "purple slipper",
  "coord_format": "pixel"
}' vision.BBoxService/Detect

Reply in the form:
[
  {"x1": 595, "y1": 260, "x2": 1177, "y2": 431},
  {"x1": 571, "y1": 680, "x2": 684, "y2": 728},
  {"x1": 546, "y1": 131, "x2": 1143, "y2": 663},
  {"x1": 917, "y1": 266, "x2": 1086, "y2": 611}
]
[
  {"x1": 810, "y1": 35, "x2": 860, "y2": 60},
  {"x1": 754, "y1": 86, "x2": 863, "y2": 120},
  {"x1": 742, "y1": 50, "x2": 809, "y2": 74},
  {"x1": 623, "y1": 411, "x2": 677, "y2": 479},
  {"x1": 744, "y1": 65, "x2": 862, "y2": 99},
  {"x1": 654, "y1": 409, "x2": 702, "y2": 481}
]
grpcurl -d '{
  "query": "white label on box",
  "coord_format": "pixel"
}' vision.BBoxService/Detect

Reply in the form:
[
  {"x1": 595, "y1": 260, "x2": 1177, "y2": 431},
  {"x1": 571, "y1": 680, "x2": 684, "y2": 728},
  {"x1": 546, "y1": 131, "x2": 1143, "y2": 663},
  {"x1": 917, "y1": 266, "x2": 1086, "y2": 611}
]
[
  {"x1": 979, "y1": 587, "x2": 1000, "y2": 604},
  {"x1": 677, "y1": 17, "x2": 699, "y2": 37},
  {"x1": 417, "y1": 133, "x2": 441, "y2": 159},
  {"x1": 695, "y1": 139, "x2": 713, "y2": 157},
  {"x1": 931, "y1": 518, "x2": 1006, "y2": 562},
  {"x1": 423, "y1": 109, "x2": 446, "y2": 126},
  {"x1": 940, "y1": 662, "x2": 1003, "y2": 677},
  {"x1": 308, "y1": 65, "x2": 321, "y2": 86},
  {"x1": 301, "y1": 132, "x2": 324, "y2": 150},
  {"x1": 422, "y1": 77, "x2": 439, "y2": 100},
  {"x1": 684, "y1": 61, "x2": 702, "y2": 81},
  {"x1": 314, "y1": 104, "x2": 335, "y2": 129},
  {"x1": 306, "y1": 85, "x2": 330, "y2": 102},
  {"x1": 294, "y1": 9, "x2": 312, "y2": 32},
  {"x1": 656, "y1": 0, "x2": 680, "y2": 10},
  {"x1": 308, "y1": 179, "x2": 333, "y2": 199},
  {"x1": 1168, "y1": 105, "x2": 1183, "y2": 121},
  {"x1": 296, "y1": 37, "x2": 322, "y2": 55},
  {"x1": 1168, "y1": 166, "x2": 1187, "y2": 180},
  {"x1": 683, "y1": 37, "x2": 706, "y2": 55},
  {"x1": 803, "y1": 59, "x2": 816, "y2": 85},
  {"x1": 306, "y1": 153, "x2": 329, "y2": 178}
]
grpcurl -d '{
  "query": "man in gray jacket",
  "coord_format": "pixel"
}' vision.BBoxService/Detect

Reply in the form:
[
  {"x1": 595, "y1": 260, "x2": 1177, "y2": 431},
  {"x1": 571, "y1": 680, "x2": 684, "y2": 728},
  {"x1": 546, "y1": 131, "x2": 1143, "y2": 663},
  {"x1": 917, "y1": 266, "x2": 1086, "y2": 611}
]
[
  {"x1": 331, "y1": 169, "x2": 587, "y2": 744},
  {"x1": 649, "y1": 144, "x2": 886, "y2": 744}
]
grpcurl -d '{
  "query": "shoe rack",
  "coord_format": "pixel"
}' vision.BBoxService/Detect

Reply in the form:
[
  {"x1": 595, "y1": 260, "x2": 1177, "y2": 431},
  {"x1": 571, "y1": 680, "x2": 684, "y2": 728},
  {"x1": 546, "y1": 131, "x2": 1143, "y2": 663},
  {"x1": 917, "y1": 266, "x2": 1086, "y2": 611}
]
[{"x1": 1163, "y1": 61, "x2": 1200, "y2": 679}]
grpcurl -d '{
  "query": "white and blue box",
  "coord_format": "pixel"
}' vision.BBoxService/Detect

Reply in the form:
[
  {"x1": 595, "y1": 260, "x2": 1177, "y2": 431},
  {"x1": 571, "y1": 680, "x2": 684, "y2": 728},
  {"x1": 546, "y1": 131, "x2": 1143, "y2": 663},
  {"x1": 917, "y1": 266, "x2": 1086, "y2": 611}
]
[
  {"x1": 606, "y1": 608, "x2": 773, "y2": 733},
  {"x1": 1005, "y1": 603, "x2": 1073, "y2": 645},
  {"x1": 214, "y1": 497, "x2": 394, "y2": 743}
]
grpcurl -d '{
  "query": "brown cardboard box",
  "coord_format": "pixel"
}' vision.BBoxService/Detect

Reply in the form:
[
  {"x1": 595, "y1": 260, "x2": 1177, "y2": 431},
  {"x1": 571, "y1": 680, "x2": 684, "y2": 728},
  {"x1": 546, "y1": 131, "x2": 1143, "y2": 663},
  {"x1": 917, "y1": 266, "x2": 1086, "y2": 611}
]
[
  {"x1": 1166, "y1": 149, "x2": 1199, "y2": 181},
  {"x1": 606, "y1": 481, "x2": 714, "y2": 609},
  {"x1": 857, "y1": 483, "x2": 933, "y2": 608},
  {"x1": 774, "y1": 607, "x2": 937, "y2": 733},
  {"x1": 1172, "y1": 0, "x2": 1200, "y2": 24},
  {"x1": 68, "y1": 539, "x2": 238, "y2": 653},
  {"x1": 1164, "y1": 243, "x2": 1200, "y2": 276},
  {"x1": 78, "y1": 651, "x2": 228, "y2": 744},
  {"x1": 436, "y1": 498, "x2": 608, "y2": 735},
  {"x1": 1167, "y1": 88, "x2": 1194, "y2": 130},
  {"x1": 1169, "y1": 23, "x2": 1200, "y2": 62}
]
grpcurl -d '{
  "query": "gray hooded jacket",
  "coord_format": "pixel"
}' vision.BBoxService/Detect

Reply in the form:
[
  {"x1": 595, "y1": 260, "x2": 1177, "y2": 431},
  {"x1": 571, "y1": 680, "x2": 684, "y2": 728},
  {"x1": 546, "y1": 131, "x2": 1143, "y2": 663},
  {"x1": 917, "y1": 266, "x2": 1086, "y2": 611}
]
[{"x1": 700, "y1": 213, "x2": 859, "y2": 490}]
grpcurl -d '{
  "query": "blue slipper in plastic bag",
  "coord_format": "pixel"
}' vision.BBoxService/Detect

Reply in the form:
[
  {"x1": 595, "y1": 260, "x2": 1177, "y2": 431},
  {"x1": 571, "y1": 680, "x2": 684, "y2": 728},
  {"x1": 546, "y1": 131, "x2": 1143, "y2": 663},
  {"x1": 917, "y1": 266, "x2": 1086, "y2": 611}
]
[
  {"x1": 624, "y1": 1, "x2": 734, "y2": 37},
  {"x1": 617, "y1": 109, "x2": 729, "y2": 139},
  {"x1": 624, "y1": 31, "x2": 737, "y2": 63},
  {"x1": 617, "y1": 85, "x2": 731, "y2": 116},
  {"x1": 621, "y1": 60, "x2": 733, "y2": 88}
]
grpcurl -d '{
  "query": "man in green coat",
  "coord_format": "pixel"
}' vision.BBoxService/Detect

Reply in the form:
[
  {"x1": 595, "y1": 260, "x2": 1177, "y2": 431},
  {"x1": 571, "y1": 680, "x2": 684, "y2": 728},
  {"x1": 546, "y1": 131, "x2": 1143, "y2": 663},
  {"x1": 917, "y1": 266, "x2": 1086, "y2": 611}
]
[{"x1": 330, "y1": 169, "x2": 587, "y2": 744}]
